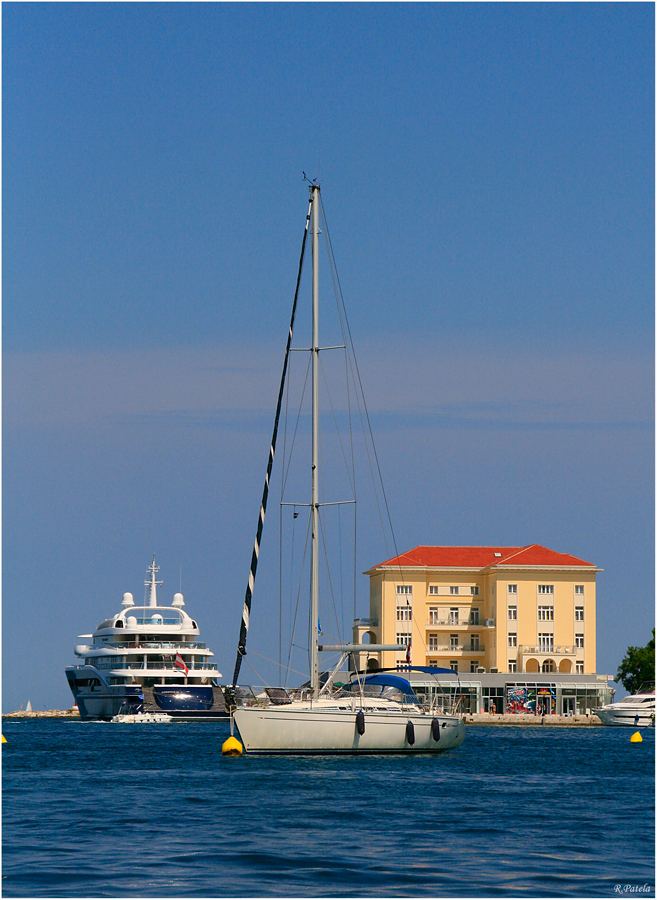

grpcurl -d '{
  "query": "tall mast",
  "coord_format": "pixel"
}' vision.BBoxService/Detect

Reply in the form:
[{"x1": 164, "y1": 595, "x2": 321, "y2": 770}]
[
  {"x1": 310, "y1": 183, "x2": 320, "y2": 697},
  {"x1": 146, "y1": 556, "x2": 161, "y2": 607}
]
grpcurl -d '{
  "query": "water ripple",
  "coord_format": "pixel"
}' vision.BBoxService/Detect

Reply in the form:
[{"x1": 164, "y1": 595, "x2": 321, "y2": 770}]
[{"x1": 2, "y1": 721, "x2": 654, "y2": 897}]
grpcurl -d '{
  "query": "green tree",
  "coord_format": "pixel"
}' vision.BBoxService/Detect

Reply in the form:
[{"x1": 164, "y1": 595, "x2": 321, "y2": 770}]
[{"x1": 615, "y1": 628, "x2": 655, "y2": 694}]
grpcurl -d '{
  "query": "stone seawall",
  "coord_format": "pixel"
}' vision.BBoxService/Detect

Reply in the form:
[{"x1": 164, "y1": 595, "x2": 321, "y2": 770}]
[{"x1": 466, "y1": 713, "x2": 602, "y2": 726}]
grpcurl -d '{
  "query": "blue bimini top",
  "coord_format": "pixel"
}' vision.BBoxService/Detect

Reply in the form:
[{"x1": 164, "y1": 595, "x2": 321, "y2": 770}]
[{"x1": 344, "y1": 673, "x2": 419, "y2": 704}]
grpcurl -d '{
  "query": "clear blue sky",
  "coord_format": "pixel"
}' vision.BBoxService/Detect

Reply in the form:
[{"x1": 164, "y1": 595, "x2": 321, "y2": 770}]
[{"x1": 3, "y1": 2, "x2": 654, "y2": 710}]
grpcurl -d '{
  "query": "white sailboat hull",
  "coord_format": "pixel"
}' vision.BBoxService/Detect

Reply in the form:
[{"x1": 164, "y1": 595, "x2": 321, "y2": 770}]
[{"x1": 234, "y1": 701, "x2": 465, "y2": 754}]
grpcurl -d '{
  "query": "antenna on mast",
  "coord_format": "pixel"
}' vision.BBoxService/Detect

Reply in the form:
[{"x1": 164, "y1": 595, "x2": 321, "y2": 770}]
[{"x1": 145, "y1": 556, "x2": 162, "y2": 607}]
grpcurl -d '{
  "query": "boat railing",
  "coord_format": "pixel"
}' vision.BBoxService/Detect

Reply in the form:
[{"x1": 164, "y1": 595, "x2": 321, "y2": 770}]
[
  {"x1": 119, "y1": 662, "x2": 220, "y2": 672},
  {"x1": 126, "y1": 616, "x2": 183, "y2": 625},
  {"x1": 427, "y1": 644, "x2": 485, "y2": 653},
  {"x1": 229, "y1": 683, "x2": 462, "y2": 714},
  {"x1": 108, "y1": 641, "x2": 209, "y2": 650},
  {"x1": 230, "y1": 685, "x2": 341, "y2": 708}
]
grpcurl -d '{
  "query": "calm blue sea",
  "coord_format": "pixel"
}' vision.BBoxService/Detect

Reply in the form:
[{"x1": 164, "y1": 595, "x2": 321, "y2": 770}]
[{"x1": 2, "y1": 719, "x2": 654, "y2": 898}]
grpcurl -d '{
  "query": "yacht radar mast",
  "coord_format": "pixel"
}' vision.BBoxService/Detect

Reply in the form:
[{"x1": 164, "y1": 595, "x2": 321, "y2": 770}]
[{"x1": 145, "y1": 556, "x2": 162, "y2": 607}]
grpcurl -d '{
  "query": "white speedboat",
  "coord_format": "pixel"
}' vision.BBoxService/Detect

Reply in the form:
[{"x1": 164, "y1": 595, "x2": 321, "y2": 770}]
[
  {"x1": 595, "y1": 683, "x2": 655, "y2": 726},
  {"x1": 65, "y1": 558, "x2": 225, "y2": 720},
  {"x1": 229, "y1": 182, "x2": 465, "y2": 754},
  {"x1": 111, "y1": 711, "x2": 172, "y2": 724}
]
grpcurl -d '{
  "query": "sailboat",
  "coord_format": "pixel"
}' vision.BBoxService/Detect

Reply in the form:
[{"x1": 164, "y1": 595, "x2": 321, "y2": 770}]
[{"x1": 229, "y1": 181, "x2": 465, "y2": 754}]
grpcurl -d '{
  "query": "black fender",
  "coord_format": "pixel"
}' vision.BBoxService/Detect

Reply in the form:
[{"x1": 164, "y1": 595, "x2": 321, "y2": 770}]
[{"x1": 406, "y1": 720, "x2": 415, "y2": 745}]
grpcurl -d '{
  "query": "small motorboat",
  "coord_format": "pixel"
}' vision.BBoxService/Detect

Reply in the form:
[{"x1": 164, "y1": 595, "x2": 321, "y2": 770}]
[{"x1": 111, "y1": 711, "x2": 172, "y2": 724}]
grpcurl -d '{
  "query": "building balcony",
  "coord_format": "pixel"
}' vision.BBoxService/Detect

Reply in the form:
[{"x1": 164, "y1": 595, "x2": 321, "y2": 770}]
[
  {"x1": 426, "y1": 645, "x2": 485, "y2": 655},
  {"x1": 517, "y1": 644, "x2": 578, "y2": 674},
  {"x1": 518, "y1": 644, "x2": 576, "y2": 656}
]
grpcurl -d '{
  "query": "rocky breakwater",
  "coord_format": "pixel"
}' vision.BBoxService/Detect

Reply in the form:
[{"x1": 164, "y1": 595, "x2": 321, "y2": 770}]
[{"x1": 3, "y1": 708, "x2": 80, "y2": 718}]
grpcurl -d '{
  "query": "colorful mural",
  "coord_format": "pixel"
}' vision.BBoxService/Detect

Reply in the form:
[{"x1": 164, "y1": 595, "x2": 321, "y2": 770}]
[{"x1": 506, "y1": 685, "x2": 556, "y2": 714}]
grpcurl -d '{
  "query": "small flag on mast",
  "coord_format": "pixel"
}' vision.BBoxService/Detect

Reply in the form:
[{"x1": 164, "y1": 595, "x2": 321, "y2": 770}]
[
  {"x1": 406, "y1": 642, "x2": 411, "y2": 664},
  {"x1": 175, "y1": 653, "x2": 188, "y2": 676}
]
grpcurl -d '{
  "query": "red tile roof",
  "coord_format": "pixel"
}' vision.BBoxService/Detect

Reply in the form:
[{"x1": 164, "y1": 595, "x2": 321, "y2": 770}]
[{"x1": 371, "y1": 544, "x2": 596, "y2": 570}]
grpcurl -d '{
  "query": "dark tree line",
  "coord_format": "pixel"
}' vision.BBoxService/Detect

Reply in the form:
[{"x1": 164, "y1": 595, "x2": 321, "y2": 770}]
[{"x1": 615, "y1": 628, "x2": 655, "y2": 694}]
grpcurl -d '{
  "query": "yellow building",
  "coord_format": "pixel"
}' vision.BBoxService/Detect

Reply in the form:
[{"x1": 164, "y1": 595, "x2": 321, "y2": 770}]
[{"x1": 356, "y1": 545, "x2": 599, "y2": 676}]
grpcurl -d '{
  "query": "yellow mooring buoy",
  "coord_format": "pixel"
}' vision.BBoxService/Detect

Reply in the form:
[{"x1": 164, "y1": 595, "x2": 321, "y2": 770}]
[
  {"x1": 630, "y1": 731, "x2": 643, "y2": 743},
  {"x1": 2, "y1": 734, "x2": 6, "y2": 744},
  {"x1": 222, "y1": 735, "x2": 243, "y2": 756}
]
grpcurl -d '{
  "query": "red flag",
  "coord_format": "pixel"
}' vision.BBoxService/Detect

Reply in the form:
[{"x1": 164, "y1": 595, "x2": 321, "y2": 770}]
[
  {"x1": 406, "y1": 642, "x2": 411, "y2": 664},
  {"x1": 175, "y1": 653, "x2": 188, "y2": 676}
]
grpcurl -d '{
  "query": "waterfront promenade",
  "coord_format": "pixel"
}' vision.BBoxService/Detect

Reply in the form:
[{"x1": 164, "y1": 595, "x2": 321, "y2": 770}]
[{"x1": 466, "y1": 712, "x2": 603, "y2": 725}]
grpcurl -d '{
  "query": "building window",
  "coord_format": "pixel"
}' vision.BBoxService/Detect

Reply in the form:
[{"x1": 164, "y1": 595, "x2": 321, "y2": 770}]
[
  {"x1": 428, "y1": 585, "x2": 439, "y2": 595},
  {"x1": 538, "y1": 633, "x2": 554, "y2": 652},
  {"x1": 396, "y1": 605, "x2": 412, "y2": 621},
  {"x1": 470, "y1": 608, "x2": 480, "y2": 625},
  {"x1": 538, "y1": 605, "x2": 554, "y2": 621},
  {"x1": 508, "y1": 584, "x2": 517, "y2": 594},
  {"x1": 428, "y1": 607, "x2": 439, "y2": 625},
  {"x1": 576, "y1": 662, "x2": 584, "y2": 674},
  {"x1": 450, "y1": 634, "x2": 459, "y2": 650},
  {"x1": 508, "y1": 660, "x2": 517, "y2": 673},
  {"x1": 396, "y1": 633, "x2": 411, "y2": 647},
  {"x1": 538, "y1": 585, "x2": 554, "y2": 595},
  {"x1": 575, "y1": 585, "x2": 584, "y2": 595},
  {"x1": 575, "y1": 634, "x2": 584, "y2": 648},
  {"x1": 428, "y1": 634, "x2": 438, "y2": 651},
  {"x1": 428, "y1": 658, "x2": 438, "y2": 666},
  {"x1": 470, "y1": 661, "x2": 479, "y2": 673},
  {"x1": 470, "y1": 635, "x2": 481, "y2": 651},
  {"x1": 450, "y1": 661, "x2": 458, "y2": 672},
  {"x1": 448, "y1": 608, "x2": 459, "y2": 624},
  {"x1": 508, "y1": 633, "x2": 517, "y2": 648},
  {"x1": 395, "y1": 662, "x2": 410, "y2": 672},
  {"x1": 450, "y1": 586, "x2": 459, "y2": 595},
  {"x1": 396, "y1": 585, "x2": 413, "y2": 596},
  {"x1": 471, "y1": 586, "x2": 480, "y2": 596},
  {"x1": 575, "y1": 606, "x2": 584, "y2": 621},
  {"x1": 508, "y1": 605, "x2": 517, "y2": 621}
]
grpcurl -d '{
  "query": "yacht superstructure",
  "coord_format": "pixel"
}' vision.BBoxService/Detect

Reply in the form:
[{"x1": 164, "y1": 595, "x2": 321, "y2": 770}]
[{"x1": 65, "y1": 558, "x2": 224, "y2": 720}]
